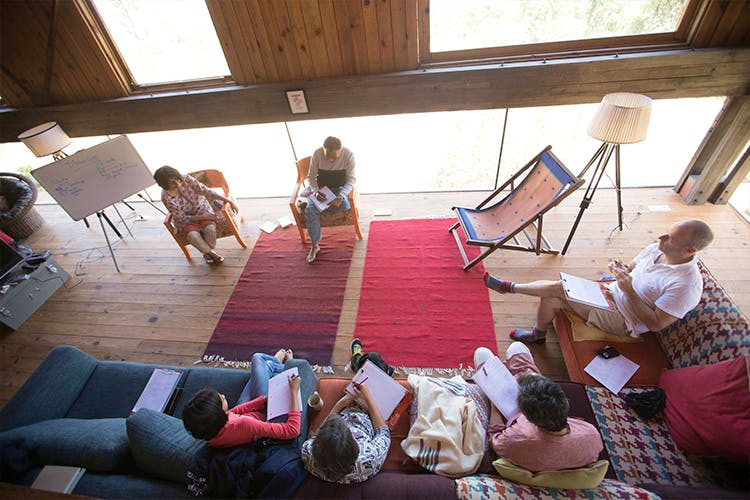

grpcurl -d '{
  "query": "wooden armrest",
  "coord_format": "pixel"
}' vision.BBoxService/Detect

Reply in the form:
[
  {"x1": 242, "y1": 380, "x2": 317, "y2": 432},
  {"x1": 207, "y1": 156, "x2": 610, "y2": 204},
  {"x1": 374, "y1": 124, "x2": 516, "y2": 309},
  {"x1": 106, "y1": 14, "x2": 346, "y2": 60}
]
[{"x1": 290, "y1": 181, "x2": 304, "y2": 204}]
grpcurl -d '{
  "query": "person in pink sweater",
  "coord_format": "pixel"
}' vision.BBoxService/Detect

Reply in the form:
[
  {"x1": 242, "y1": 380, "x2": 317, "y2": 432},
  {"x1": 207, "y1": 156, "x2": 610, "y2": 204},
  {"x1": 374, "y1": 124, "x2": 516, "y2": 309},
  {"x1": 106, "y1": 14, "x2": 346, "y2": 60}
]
[
  {"x1": 474, "y1": 343, "x2": 603, "y2": 472},
  {"x1": 182, "y1": 349, "x2": 306, "y2": 448}
]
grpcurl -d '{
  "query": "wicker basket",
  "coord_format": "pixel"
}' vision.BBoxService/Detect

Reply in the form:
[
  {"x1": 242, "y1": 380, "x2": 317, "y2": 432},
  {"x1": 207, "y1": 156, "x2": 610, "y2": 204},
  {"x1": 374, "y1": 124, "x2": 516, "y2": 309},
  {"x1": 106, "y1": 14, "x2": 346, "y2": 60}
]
[{"x1": 0, "y1": 172, "x2": 45, "y2": 240}]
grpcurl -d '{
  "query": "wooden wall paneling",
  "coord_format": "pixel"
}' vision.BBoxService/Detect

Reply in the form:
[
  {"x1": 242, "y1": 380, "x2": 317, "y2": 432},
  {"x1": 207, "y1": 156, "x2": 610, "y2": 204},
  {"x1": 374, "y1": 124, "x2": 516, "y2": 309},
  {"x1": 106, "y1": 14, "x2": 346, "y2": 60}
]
[
  {"x1": 376, "y1": 0, "x2": 396, "y2": 73},
  {"x1": 691, "y1": 0, "x2": 728, "y2": 47},
  {"x1": 333, "y1": 0, "x2": 358, "y2": 74},
  {"x1": 725, "y1": 1, "x2": 750, "y2": 46},
  {"x1": 707, "y1": 0, "x2": 747, "y2": 47},
  {"x1": 299, "y1": 0, "x2": 333, "y2": 78},
  {"x1": 345, "y1": 0, "x2": 370, "y2": 74},
  {"x1": 360, "y1": 0, "x2": 383, "y2": 73},
  {"x1": 270, "y1": 0, "x2": 304, "y2": 80},
  {"x1": 389, "y1": 0, "x2": 410, "y2": 70},
  {"x1": 316, "y1": 0, "x2": 345, "y2": 75},
  {"x1": 257, "y1": 0, "x2": 293, "y2": 81},
  {"x1": 205, "y1": 0, "x2": 254, "y2": 84},
  {"x1": 0, "y1": 69, "x2": 34, "y2": 108},
  {"x1": 246, "y1": 0, "x2": 281, "y2": 82},
  {"x1": 405, "y1": 0, "x2": 419, "y2": 68},
  {"x1": 285, "y1": 0, "x2": 317, "y2": 79},
  {"x1": 417, "y1": 0, "x2": 429, "y2": 64}
]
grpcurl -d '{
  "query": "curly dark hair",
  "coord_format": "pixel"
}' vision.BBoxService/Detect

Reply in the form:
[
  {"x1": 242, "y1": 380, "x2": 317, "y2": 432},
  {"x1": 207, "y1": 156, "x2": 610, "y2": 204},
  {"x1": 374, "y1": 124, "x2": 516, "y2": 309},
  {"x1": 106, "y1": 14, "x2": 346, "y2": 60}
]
[
  {"x1": 182, "y1": 388, "x2": 228, "y2": 440},
  {"x1": 517, "y1": 373, "x2": 569, "y2": 432},
  {"x1": 153, "y1": 165, "x2": 183, "y2": 190},
  {"x1": 311, "y1": 413, "x2": 358, "y2": 481}
]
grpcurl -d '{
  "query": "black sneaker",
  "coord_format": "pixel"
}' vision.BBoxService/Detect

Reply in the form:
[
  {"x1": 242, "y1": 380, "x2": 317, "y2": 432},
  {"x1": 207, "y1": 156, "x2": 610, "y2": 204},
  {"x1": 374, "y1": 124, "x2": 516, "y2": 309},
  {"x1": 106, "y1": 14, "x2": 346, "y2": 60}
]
[{"x1": 350, "y1": 338, "x2": 364, "y2": 357}]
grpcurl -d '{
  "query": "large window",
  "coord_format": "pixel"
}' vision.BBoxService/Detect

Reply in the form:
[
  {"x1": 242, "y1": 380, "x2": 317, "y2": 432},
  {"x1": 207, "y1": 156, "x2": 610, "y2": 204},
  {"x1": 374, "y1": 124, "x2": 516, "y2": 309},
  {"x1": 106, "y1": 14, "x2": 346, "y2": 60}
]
[
  {"x1": 91, "y1": 0, "x2": 230, "y2": 86},
  {"x1": 426, "y1": 0, "x2": 694, "y2": 62}
]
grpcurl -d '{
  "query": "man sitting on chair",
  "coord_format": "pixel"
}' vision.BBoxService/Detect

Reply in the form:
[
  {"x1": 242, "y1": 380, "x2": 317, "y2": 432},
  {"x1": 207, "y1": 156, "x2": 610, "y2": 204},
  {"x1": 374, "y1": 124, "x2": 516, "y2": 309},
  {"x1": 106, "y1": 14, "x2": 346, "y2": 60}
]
[
  {"x1": 484, "y1": 220, "x2": 713, "y2": 343},
  {"x1": 304, "y1": 136, "x2": 356, "y2": 263}
]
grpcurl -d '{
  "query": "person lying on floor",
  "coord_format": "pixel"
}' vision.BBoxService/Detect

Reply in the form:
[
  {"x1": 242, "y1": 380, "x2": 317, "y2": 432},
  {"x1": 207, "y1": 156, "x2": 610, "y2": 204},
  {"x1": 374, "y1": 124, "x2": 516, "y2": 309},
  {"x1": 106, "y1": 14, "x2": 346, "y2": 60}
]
[
  {"x1": 182, "y1": 349, "x2": 317, "y2": 448},
  {"x1": 301, "y1": 338, "x2": 394, "y2": 483},
  {"x1": 474, "y1": 343, "x2": 603, "y2": 472},
  {"x1": 153, "y1": 165, "x2": 239, "y2": 265},
  {"x1": 484, "y1": 219, "x2": 714, "y2": 343}
]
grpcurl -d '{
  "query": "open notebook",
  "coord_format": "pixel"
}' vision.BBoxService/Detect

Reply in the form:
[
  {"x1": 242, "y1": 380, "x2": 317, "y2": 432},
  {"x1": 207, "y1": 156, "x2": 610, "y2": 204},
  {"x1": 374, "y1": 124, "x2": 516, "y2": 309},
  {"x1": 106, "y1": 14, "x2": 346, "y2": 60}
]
[
  {"x1": 471, "y1": 355, "x2": 521, "y2": 421},
  {"x1": 346, "y1": 360, "x2": 412, "y2": 429}
]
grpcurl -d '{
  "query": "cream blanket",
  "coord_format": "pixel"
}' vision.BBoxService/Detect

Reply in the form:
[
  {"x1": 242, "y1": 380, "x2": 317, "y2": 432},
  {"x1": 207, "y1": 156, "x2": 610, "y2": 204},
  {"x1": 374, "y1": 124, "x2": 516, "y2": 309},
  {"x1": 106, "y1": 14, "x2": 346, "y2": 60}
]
[{"x1": 401, "y1": 375, "x2": 484, "y2": 477}]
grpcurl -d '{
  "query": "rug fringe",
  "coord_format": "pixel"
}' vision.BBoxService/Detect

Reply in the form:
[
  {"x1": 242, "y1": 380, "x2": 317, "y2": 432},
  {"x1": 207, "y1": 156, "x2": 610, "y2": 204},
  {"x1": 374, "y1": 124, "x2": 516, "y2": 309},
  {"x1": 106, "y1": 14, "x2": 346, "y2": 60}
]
[
  {"x1": 393, "y1": 364, "x2": 476, "y2": 379},
  {"x1": 196, "y1": 355, "x2": 334, "y2": 374}
]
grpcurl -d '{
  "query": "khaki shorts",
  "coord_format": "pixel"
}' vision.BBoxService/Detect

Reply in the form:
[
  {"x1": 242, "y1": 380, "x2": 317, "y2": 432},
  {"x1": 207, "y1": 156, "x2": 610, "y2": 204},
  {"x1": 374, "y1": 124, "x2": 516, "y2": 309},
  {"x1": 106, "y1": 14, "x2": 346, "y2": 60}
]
[{"x1": 586, "y1": 307, "x2": 630, "y2": 337}]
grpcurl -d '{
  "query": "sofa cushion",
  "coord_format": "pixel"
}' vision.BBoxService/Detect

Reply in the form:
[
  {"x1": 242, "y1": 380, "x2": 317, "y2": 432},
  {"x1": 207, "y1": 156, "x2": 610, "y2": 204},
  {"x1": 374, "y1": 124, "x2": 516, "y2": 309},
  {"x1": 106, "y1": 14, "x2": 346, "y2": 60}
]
[
  {"x1": 492, "y1": 458, "x2": 609, "y2": 489},
  {"x1": 0, "y1": 418, "x2": 130, "y2": 472},
  {"x1": 294, "y1": 471, "x2": 456, "y2": 499},
  {"x1": 127, "y1": 408, "x2": 207, "y2": 483},
  {"x1": 0, "y1": 346, "x2": 97, "y2": 432},
  {"x1": 658, "y1": 355, "x2": 750, "y2": 463},
  {"x1": 174, "y1": 367, "x2": 251, "y2": 418},
  {"x1": 455, "y1": 474, "x2": 660, "y2": 499}
]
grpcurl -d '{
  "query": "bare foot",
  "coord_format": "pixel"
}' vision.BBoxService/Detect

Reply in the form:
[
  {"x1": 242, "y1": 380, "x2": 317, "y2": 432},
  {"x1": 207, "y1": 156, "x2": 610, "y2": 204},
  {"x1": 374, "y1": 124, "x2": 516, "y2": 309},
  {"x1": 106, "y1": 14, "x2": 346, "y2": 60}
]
[
  {"x1": 274, "y1": 349, "x2": 286, "y2": 363},
  {"x1": 285, "y1": 349, "x2": 294, "y2": 362}
]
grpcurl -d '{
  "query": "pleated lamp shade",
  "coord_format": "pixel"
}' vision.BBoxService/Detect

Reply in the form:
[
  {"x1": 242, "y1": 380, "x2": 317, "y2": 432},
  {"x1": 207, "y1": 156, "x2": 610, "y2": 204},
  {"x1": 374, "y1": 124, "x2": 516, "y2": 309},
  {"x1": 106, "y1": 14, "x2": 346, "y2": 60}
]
[
  {"x1": 18, "y1": 122, "x2": 71, "y2": 157},
  {"x1": 587, "y1": 93, "x2": 652, "y2": 145}
]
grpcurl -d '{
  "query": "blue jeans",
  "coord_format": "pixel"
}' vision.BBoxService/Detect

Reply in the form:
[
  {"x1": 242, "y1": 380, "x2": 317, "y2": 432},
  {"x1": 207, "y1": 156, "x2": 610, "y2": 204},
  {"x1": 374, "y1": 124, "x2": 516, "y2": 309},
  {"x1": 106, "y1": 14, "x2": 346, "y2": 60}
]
[
  {"x1": 238, "y1": 353, "x2": 285, "y2": 404},
  {"x1": 304, "y1": 191, "x2": 351, "y2": 244}
]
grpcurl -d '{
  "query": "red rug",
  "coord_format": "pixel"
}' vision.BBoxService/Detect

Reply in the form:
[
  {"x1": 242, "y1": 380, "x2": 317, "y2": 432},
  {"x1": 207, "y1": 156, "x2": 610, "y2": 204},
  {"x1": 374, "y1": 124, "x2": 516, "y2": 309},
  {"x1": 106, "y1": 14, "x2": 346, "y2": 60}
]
[
  {"x1": 354, "y1": 218, "x2": 495, "y2": 368},
  {"x1": 204, "y1": 226, "x2": 355, "y2": 366}
]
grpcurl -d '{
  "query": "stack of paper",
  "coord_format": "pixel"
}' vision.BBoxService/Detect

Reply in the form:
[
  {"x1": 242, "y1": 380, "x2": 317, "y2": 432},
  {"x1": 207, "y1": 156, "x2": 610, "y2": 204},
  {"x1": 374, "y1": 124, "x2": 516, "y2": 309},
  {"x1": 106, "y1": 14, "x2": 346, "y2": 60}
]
[
  {"x1": 584, "y1": 354, "x2": 640, "y2": 394},
  {"x1": 31, "y1": 466, "x2": 86, "y2": 494}
]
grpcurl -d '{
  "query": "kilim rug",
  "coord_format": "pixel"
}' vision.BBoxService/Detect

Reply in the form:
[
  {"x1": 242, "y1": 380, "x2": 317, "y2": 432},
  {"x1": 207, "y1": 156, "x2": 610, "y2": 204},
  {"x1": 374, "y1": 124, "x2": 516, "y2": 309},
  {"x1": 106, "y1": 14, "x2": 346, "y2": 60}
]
[
  {"x1": 354, "y1": 218, "x2": 495, "y2": 369},
  {"x1": 203, "y1": 226, "x2": 355, "y2": 366}
]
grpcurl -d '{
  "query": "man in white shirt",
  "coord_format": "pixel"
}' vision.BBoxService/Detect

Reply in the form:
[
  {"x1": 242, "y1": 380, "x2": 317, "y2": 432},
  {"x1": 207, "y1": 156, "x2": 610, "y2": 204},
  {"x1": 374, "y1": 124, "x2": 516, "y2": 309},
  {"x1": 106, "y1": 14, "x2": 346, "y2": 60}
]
[
  {"x1": 484, "y1": 220, "x2": 714, "y2": 342},
  {"x1": 304, "y1": 136, "x2": 356, "y2": 263}
]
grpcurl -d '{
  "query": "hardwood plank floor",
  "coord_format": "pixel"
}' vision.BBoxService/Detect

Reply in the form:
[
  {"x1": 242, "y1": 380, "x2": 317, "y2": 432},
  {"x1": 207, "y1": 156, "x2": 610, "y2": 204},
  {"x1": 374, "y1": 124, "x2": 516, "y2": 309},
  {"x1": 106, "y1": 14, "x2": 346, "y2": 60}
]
[{"x1": 1, "y1": 187, "x2": 748, "y2": 408}]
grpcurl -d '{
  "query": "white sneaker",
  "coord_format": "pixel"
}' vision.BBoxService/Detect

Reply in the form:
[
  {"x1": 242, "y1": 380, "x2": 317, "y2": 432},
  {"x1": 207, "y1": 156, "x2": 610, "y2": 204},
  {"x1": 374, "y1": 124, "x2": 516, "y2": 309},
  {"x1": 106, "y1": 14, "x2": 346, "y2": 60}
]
[
  {"x1": 306, "y1": 244, "x2": 320, "y2": 263},
  {"x1": 473, "y1": 347, "x2": 494, "y2": 369},
  {"x1": 506, "y1": 341, "x2": 532, "y2": 360}
]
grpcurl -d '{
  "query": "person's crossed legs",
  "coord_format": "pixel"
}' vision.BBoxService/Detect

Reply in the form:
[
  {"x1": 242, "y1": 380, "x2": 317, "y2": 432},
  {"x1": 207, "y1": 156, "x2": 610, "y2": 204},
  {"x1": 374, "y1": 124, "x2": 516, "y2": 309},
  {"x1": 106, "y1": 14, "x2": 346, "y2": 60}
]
[{"x1": 304, "y1": 194, "x2": 351, "y2": 263}]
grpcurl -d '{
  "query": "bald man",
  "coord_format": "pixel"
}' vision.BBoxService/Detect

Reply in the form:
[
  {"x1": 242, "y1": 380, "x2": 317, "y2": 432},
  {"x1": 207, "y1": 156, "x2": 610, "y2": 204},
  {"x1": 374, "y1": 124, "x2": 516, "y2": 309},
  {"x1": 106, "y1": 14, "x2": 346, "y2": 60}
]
[{"x1": 484, "y1": 220, "x2": 714, "y2": 342}]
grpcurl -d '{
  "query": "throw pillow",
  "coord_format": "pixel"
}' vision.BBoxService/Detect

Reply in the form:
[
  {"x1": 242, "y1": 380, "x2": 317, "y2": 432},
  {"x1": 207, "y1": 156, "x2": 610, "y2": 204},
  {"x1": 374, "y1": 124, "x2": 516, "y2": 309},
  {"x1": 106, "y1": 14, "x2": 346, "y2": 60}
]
[
  {"x1": 492, "y1": 458, "x2": 609, "y2": 489},
  {"x1": 658, "y1": 355, "x2": 750, "y2": 463},
  {"x1": 127, "y1": 408, "x2": 207, "y2": 483},
  {"x1": 0, "y1": 418, "x2": 130, "y2": 472}
]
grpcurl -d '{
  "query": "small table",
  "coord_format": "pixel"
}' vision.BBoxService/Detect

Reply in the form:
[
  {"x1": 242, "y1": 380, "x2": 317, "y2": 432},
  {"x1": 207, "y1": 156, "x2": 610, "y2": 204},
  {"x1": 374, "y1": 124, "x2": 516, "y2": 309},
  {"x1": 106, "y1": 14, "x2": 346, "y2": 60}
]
[{"x1": 0, "y1": 258, "x2": 69, "y2": 330}]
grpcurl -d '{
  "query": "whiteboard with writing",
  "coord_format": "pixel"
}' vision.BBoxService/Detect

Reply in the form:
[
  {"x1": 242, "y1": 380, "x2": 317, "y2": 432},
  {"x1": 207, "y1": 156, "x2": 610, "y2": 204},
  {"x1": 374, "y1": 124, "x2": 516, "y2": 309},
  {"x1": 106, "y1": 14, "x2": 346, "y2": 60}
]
[{"x1": 31, "y1": 135, "x2": 155, "y2": 220}]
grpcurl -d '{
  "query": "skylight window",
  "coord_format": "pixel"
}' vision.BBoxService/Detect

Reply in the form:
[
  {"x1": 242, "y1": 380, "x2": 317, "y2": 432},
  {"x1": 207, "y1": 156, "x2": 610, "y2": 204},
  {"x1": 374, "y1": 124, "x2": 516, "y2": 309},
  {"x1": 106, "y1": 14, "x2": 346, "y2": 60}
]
[
  {"x1": 91, "y1": 0, "x2": 230, "y2": 85},
  {"x1": 430, "y1": 0, "x2": 690, "y2": 53}
]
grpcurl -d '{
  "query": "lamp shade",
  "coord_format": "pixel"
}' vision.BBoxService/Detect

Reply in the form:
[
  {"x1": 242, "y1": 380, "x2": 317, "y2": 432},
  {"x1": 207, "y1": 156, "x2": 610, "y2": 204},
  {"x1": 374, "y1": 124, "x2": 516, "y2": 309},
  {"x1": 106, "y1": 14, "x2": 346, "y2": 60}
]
[
  {"x1": 18, "y1": 122, "x2": 71, "y2": 157},
  {"x1": 587, "y1": 93, "x2": 652, "y2": 145}
]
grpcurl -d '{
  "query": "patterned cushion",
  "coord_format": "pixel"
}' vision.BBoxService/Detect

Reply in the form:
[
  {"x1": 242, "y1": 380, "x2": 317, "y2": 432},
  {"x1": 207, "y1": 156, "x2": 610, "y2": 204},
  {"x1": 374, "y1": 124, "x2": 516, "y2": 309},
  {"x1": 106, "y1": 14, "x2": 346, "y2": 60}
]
[
  {"x1": 294, "y1": 199, "x2": 355, "y2": 228},
  {"x1": 173, "y1": 207, "x2": 239, "y2": 245},
  {"x1": 657, "y1": 261, "x2": 750, "y2": 369},
  {"x1": 455, "y1": 474, "x2": 659, "y2": 499},
  {"x1": 586, "y1": 386, "x2": 706, "y2": 487}
]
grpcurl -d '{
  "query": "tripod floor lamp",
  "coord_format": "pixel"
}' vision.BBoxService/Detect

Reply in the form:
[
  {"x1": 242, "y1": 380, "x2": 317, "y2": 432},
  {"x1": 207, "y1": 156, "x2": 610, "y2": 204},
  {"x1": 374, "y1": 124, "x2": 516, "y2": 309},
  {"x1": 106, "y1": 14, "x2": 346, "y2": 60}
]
[{"x1": 561, "y1": 93, "x2": 652, "y2": 255}]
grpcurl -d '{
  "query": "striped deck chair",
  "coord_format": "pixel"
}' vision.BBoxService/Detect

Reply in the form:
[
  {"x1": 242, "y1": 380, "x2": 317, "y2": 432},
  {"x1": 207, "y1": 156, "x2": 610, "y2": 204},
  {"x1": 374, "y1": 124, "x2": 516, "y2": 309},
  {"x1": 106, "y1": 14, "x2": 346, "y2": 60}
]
[{"x1": 450, "y1": 146, "x2": 583, "y2": 270}]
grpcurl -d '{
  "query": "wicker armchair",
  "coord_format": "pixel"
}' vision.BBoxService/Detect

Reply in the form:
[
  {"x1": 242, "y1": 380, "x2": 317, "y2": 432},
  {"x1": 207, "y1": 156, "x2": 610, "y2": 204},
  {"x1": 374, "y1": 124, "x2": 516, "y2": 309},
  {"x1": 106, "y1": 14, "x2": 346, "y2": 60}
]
[{"x1": 0, "y1": 173, "x2": 44, "y2": 240}]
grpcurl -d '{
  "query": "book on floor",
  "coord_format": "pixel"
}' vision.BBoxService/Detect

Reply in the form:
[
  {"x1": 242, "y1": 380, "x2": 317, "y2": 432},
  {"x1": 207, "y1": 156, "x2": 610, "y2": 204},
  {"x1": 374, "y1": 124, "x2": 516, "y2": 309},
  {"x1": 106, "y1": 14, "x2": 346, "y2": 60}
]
[
  {"x1": 346, "y1": 360, "x2": 413, "y2": 429},
  {"x1": 309, "y1": 186, "x2": 337, "y2": 211},
  {"x1": 132, "y1": 368, "x2": 182, "y2": 414},
  {"x1": 259, "y1": 221, "x2": 279, "y2": 233},
  {"x1": 560, "y1": 272, "x2": 616, "y2": 311},
  {"x1": 584, "y1": 353, "x2": 640, "y2": 394},
  {"x1": 31, "y1": 465, "x2": 86, "y2": 494},
  {"x1": 266, "y1": 367, "x2": 303, "y2": 421},
  {"x1": 471, "y1": 355, "x2": 521, "y2": 421},
  {"x1": 277, "y1": 215, "x2": 294, "y2": 228}
]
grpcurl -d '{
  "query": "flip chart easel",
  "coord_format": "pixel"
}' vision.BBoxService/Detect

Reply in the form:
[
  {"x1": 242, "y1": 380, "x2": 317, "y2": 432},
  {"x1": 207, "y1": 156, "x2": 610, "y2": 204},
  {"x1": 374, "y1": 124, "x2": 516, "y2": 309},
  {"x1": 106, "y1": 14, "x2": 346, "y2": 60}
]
[{"x1": 31, "y1": 136, "x2": 155, "y2": 272}]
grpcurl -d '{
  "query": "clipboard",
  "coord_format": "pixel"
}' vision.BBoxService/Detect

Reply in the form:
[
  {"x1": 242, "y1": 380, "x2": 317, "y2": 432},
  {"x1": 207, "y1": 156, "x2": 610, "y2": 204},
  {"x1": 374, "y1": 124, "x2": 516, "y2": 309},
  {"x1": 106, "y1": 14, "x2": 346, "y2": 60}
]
[{"x1": 560, "y1": 272, "x2": 616, "y2": 311}]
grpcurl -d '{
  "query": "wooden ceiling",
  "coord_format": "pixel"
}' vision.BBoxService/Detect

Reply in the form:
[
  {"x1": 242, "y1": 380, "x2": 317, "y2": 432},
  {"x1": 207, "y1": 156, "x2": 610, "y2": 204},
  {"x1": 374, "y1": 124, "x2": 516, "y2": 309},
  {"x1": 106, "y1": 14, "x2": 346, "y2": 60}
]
[{"x1": 0, "y1": 0, "x2": 748, "y2": 142}]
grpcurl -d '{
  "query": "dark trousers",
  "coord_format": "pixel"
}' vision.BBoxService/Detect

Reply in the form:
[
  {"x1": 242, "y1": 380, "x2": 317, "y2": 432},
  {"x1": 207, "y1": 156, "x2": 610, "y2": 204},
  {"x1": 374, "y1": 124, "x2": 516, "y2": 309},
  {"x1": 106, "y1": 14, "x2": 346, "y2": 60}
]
[{"x1": 351, "y1": 352, "x2": 394, "y2": 376}]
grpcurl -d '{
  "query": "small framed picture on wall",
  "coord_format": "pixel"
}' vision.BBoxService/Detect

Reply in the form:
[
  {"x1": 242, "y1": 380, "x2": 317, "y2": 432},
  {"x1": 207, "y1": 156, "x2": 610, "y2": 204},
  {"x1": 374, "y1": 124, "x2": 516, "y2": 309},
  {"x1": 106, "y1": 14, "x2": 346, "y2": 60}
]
[{"x1": 286, "y1": 89, "x2": 309, "y2": 114}]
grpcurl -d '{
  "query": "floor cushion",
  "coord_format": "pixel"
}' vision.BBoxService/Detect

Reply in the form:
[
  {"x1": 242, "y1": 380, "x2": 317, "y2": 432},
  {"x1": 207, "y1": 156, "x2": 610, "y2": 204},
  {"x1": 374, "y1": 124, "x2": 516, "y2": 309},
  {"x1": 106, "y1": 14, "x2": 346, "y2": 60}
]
[
  {"x1": 492, "y1": 458, "x2": 609, "y2": 489},
  {"x1": 455, "y1": 474, "x2": 660, "y2": 499},
  {"x1": 127, "y1": 408, "x2": 207, "y2": 483},
  {"x1": 658, "y1": 355, "x2": 750, "y2": 463},
  {"x1": 0, "y1": 418, "x2": 130, "y2": 472}
]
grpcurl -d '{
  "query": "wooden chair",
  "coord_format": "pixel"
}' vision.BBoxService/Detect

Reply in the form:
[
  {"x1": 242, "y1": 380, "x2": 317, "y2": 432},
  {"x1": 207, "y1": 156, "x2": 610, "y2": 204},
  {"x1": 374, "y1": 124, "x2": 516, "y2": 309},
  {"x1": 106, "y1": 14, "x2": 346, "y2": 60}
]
[
  {"x1": 288, "y1": 156, "x2": 363, "y2": 244},
  {"x1": 163, "y1": 169, "x2": 247, "y2": 261},
  {"x1": 450, "y1": 146, "x2": 584, "y2": 270}
]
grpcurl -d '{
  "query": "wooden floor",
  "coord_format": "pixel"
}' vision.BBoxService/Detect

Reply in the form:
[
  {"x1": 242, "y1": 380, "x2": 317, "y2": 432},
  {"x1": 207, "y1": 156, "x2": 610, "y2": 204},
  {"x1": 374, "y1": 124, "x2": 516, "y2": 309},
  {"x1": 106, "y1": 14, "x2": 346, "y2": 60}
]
[{"x1": 1, "y1": 187, "x2": 748, "y2": 409}]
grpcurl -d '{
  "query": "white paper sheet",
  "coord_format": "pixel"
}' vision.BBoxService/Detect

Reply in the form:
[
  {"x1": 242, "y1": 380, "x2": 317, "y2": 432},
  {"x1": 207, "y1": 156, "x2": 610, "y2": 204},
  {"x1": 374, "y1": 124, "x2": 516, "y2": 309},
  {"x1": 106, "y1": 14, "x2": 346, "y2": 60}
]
[
  {"x1": 132, "y1": 368, "x2": 182, "y2": 413},
  {"x1": 277, "y1": 215, "x2": 294, "y2": 228},
  {"x1": 373, "y1": 209, "x2": 393, "y2": 216},
  {"x1": 471, "y1": 356, "x2": 521, "y2": 421},
  {"x1": 346, "y1": 360, "x2": 407, "y2": 420},
  {"x1": 266, "y1": 367, "x2": 302, "y2": 420},
  {"x1": 309, "y1": 186, "x2": 336, "y2": 211},
  {"x1": 259, "y1": 221, "x2": 278, "y2": 233},
  {"x1": 584, "y1": 354, "x2": 640, "y2": 394},
  {"x1": 560, "y1": 272, "x2": 614, "y2": 310}
]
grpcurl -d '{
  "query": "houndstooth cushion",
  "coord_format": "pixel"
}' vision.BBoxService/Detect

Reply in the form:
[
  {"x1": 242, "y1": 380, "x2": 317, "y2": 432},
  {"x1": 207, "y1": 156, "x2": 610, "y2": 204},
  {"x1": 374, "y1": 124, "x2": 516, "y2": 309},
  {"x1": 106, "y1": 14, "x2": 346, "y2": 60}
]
[
  {"x1": 657, "y1": 261, "x2": 750, "y2": 369},
  {"x1": 455, "y1": 474, "x2": 660, "y2": 499},
  {"x1": 586, "y1": 386, "x2": 706, "y2": 487}
]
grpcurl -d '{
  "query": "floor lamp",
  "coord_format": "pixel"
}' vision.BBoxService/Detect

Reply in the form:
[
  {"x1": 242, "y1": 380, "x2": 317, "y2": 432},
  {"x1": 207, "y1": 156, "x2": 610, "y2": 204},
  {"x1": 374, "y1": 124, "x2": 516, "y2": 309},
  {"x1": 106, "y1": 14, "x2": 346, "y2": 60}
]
[{"x1": 561, "y1": 93, "x2": 652, "y2": 255}]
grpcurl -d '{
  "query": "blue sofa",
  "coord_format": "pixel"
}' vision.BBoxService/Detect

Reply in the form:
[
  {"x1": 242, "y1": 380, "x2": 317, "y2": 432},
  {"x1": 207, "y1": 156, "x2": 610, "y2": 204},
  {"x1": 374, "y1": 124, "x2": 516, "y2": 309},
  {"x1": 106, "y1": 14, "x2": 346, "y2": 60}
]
[{"x1": 0, "y1": 345, "x2": 318, "y2": 498}]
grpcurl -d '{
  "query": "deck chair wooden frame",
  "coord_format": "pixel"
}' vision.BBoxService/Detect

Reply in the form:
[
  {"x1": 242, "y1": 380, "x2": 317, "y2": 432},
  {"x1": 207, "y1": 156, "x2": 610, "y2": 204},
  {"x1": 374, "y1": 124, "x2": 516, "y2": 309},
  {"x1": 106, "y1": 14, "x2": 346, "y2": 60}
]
[
  {"x1": 289, "y1": 156, "x2": 363, "y2": 244},
  {"x1": 163, "y1": 169, "x2": 247, "y2": 261},
  {"x1": 450, "y1": 146, "x2": 584, "y2": 270}
]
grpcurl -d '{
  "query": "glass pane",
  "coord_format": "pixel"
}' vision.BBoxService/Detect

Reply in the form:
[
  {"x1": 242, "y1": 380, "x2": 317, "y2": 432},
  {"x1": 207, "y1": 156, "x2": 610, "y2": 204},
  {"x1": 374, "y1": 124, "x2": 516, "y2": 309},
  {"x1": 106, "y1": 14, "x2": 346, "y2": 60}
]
[
  {"x1": 92, "y1": 0, "x2": 230, "y2": 85},
  {"x1": 729, "y1": 173, "x2": 750, "y2": 224},
  {"x1": 430, "y1": 0, "x2": 689, "y2": 53}
]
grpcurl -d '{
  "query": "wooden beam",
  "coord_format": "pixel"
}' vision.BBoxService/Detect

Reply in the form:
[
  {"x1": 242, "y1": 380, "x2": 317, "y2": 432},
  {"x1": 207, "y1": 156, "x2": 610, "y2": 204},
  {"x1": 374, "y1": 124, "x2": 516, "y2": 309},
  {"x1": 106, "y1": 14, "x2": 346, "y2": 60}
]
[
  {"x1": 709, "y1": 145, "x2": 750, "y2": 204},
  {"x1": 676, "y1": 95, "x2": 750, "y2": 205},
  {"x1": 1, "y1": 47, "x2": 749, "y2": 143}
]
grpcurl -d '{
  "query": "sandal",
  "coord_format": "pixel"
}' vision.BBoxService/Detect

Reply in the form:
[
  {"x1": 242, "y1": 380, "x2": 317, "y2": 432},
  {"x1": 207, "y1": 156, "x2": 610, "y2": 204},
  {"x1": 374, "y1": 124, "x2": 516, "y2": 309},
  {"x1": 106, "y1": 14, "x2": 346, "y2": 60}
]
[{"x1": 203, "y1": 253, "x2": 215, "y2": 264}]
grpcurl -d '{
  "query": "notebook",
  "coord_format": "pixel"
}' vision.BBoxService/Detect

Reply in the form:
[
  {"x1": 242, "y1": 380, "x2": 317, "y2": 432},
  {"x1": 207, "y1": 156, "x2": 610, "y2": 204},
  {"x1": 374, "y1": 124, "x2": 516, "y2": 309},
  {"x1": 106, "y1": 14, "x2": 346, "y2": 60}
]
[
  {"x1": 132, "y1": 368, "x2": 182, "y2": 414},
  {"x1": 31, "y1": 465, "x2": 85, "y2": 494},
  {"x1": 560, "y1": 272, "x2": 616, "y2": 310},
  {"x1": 346, "y1": 360, "x2": 412, "y2": 428},
  {"x1": 266, "y1": 367, "x2": 303, "y2": 420},
  {"x1": 471, "y1": 355, "x2": 521, "y2": 421}
]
